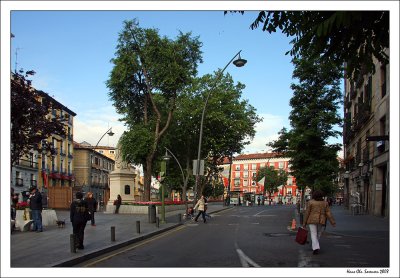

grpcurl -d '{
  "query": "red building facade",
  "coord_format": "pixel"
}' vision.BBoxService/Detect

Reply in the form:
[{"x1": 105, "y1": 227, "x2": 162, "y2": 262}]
[{"x1": 221, "y1": 153, "x2": 300, "y2": 204}]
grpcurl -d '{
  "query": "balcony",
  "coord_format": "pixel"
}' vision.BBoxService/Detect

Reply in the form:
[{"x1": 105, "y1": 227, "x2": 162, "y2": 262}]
[{"x1": 16, "y1": 158, "x2": 38, "y2": 169}]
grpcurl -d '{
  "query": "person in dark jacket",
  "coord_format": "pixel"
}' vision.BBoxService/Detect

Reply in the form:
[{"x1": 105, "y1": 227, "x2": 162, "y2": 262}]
[
  {"x1": 85, "y1": 192, "x2": 97, "y2": 226},
  {"x1": 114, "y1": 195, "x2": 122, "y2": 214},
  {"x1": 29, "y1": 187, "x2": 43, "y2": 232},
  {"x1": 70, "y1": 192, "x2": 89, "y2": 250}
]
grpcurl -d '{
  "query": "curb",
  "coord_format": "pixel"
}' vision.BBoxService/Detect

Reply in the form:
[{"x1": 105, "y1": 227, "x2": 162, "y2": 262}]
[{"x1": 49, "y1": 223, "x2": 182, "y2": 267}]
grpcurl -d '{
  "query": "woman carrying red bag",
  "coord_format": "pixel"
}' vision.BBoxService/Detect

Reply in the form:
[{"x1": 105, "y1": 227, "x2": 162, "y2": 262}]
[{"x1": 302, "y1": 190, "x2": 336, "y2": 255}]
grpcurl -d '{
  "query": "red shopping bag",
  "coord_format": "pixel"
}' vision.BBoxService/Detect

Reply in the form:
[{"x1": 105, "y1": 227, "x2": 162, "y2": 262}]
[{"x1": 295, "y1": 227, "x2": 308, "y2": 245}]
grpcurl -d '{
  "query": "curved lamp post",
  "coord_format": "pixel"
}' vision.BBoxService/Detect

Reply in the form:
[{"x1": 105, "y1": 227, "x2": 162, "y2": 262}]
[
  {"x1": 94, "y1": 127, "x2": 114, "y2": 148},
  {"x1": 194, "y1": 50, "x2": 247, "y2": 205}
]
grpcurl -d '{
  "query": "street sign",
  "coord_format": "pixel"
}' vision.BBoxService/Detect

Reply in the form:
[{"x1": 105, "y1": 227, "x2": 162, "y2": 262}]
[{"x1": 192, "y1": 159, "x2": 204, "y2": 175}]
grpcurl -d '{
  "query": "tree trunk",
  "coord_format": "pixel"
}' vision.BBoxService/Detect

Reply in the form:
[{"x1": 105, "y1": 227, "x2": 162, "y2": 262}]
[{"x1": 143, "y1": 156, "x2": 153, "y2": 201}]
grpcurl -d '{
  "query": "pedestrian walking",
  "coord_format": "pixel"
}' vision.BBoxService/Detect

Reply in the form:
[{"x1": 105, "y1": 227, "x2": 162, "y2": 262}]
[
  {"x1": 194, "y1": 195, "x2": 207, "y2": 223},
  {"x1": 85, "y1": 192, "x2": 97, "y2": 226},
  {"x1": 302, "y1": 189, "x2": 336, "y2": 255},
  {"x1": 70, "y1": 192, "x2": 89, "y2": 250},
  {"x1": 257, "y1": 196, "x2": 261, "y2": 206},
  {"x1": 114, "y1": 194, "x2": 122, "y2": 214},
  {"x1": 28, "y1": 186, "x2": 43, "y2": 232}
]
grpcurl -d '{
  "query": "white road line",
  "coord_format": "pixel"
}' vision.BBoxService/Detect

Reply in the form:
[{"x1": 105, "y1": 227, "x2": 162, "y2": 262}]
[
  {"x1": 251, "y1": 223, "x2": 259, "y2": 225},
  {"x1": 236, "y1": 248, "x2": 261, "y2": 267},
  {"x1": 298, "y1": 248, "x2": 311, "y2": 267},
  {"x1": 253, "y1": 210, "x2": 266, "y2": 216}
]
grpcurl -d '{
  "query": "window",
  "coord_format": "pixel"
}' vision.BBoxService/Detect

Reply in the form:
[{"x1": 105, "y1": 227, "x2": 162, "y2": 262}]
[
  {"x1": 260, "y1": 163, "x2": 265, "y2": 168},
  {"x1": 124, "y1": 185, "x2": 131, "y2": 194},
  {"x1": 243, "y1": 164, "x2": 248, "y2": 170},
  {"x1": 287, "y1": 177, "x2": 293, "y2": 185},
  {"x1": 243, "y1": 180, "x2": 248, "y2": 186},
  {"x1": 252, "y1": 164, "x2": 257, "y2": 170},
  {"x1": 279, "y1": 162, "x2": 284, "y2": 169},
  {"x1": 235, "y1": 165, "x2": 240, "y2": 171},
  {"x1": 234, "y1": 179, "x2": 240, "y2": 186},
  {"x1": 252, "y1": 172, "x2": 257, "y2": 178},
  {"x1": 243, "y1": 172, "x2": 248, "y2": 178},
  {"x1": 110, "y1": 150, "x2": 115, "y2": 154}
]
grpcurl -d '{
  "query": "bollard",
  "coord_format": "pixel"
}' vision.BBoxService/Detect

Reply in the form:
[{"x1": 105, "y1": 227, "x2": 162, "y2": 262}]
[
  {"x1": 178, "y1": 213, "x2": 182, "y2": 224},
  {"x1": 136, "y1": 220, "x2": 140, "y2": 234},
  {"x1": 111, "y1": 226, "x2": 115, "y2": 242},
  {"x1": 70, "y1": 234, "x2": 76, "y2": 253},
  {"x1": 156, "y1": 217, "x2": 160, "y2": 228}
]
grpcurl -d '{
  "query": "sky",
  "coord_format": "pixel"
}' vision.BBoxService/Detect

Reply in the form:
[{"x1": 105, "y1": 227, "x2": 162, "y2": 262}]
[
  {"x1": 1, "y1": 1, "x2": 399, "y2": 278},
  {"x1": 7, "y1": 9, "x2": 300, "y2": 155}
]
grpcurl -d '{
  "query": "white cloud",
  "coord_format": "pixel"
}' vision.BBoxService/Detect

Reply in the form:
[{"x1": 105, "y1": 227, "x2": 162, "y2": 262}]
[
  {"x1": 73, "y1": 105, "x2": 127, "y2": 147},
  {"x1": 243, "y1": 113, "x2": 289, "y2": 154}
]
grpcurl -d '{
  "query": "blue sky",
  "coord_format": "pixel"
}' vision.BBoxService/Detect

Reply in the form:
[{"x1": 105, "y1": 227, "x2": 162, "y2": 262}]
[{"x1": 8, "y1": 9, "x2": 307, "y2": 154}]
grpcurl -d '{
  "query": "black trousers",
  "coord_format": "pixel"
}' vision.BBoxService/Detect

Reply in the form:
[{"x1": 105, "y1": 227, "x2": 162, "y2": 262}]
[
  {"x1": 194, "y1": 210, "x2": 206, "y2": 222},
  {"x1": 72, "y1": 221, "x2": 86, "y2": 247},
  {"x1": 89, "y1": 211, "x2": 95, "y2": 225}
]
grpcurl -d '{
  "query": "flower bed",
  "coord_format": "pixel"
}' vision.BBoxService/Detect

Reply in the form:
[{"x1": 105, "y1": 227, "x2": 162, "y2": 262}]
[{"x1": 126, "y1": 200, "x2": 190, "y2": 206}]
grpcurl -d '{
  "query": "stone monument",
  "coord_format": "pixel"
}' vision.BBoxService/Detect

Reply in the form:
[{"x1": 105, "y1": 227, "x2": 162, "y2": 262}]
[{"x1": 106, "y1": 144, "x2": 137, "y2": 213}]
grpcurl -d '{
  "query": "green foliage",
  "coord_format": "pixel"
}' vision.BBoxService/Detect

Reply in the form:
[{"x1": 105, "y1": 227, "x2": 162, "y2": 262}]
[
  {"x1": 246, "y1": 11, "x2": 389, "y2": 87},
  {"x1": 160, "y1": 71, "x2": 261, "y2": 197},
  {"x1": 256, "y1": 166, "x2": 288, "y2": 196},
  {"x1": 11, "y1": 70, "x2": 66, "y2": 165},
  {"x1": 268, "y1": 53, "x2": 341, "y2": 196},
  {"x1": 202, "y1": 181, "x2": 224, "y2": 199},
  {"x1": 106, "y1": 19, "x2": 203, "y2": 200}
]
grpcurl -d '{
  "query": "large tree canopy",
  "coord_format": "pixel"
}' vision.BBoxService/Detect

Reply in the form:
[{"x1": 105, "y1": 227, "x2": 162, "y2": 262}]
[
  {"x1": 106, "y1": 19, "x2": 203, "y2": 201},
  {"x1": 160, "y1": 72, "x2": 261, "y2": 201},
  {"x1": 232, "y1": 11, "x2": 389, "y2": 86},
  {"x1": 11, "y1": 70, "x2": 66, "y2": 165},
  {"x1": 268, "y1": 51, "x2": 342, "y2": 196}
]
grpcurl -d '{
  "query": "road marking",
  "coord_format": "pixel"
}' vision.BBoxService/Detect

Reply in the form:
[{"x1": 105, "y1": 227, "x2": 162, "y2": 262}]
[
  {"x1": 251, "y1": 223, "x2": 259, "y2": 225},
  {"x1": 236, "y1": 248, "x2": 261, "y2": 267},
  {"x1": 298, "y1": 248, "x2": 320, "y2": 267},
  {"x1": 228, "y1": 223, "x2": 239, "y2": 225},
  {"x1": 82, "y1": 225, "x2": 186, "y2": 267},
  {"x1": 253, "y1": 210, "x2": 266, "y2": 216},
  {"x1": 334, "y1": 244, "x2": 351, "y2": 248}
]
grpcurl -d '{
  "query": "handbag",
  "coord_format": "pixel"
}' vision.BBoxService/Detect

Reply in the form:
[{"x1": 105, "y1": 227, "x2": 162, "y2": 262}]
[{"x1": 295, "y1": 227, "x2": 308, "y2": 245}]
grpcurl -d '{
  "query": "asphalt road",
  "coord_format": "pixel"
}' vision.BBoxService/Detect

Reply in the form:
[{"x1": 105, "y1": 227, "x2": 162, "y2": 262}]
[{"x1": 76, "y1": 205, "x2": 389, "y2": 269}]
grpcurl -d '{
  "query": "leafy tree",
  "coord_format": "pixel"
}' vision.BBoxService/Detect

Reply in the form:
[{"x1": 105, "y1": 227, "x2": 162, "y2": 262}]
[
  {"x1": 232, "y1": 11, "x2": 389, "y2": 86},
  {"x1": 11, "y1": 70, "x2": 66, "y2": 165},
  {"x1": 256, "y1": 166, "x2": 288, "y2": 205},
  {"x1": 269, "y1": 51, "x2": 342, "y2": 198},
  {"x1": 160, "y1": 72, "x2": 261, "y2": 202},
  {"x1": 106, "y1": 19, "x2": 203, "y2": 200}
]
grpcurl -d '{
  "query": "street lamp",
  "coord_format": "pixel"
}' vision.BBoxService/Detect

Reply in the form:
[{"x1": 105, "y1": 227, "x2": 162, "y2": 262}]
[
  {"x1": 165, "y1": 147, "x2": 186, "y2": 194},
  {"x1": 94, "y1": 127, "x2": 114, "y2": 148},
  {"x1": 194, "y1": 50, "x2": 247, "y2": 204},
  {"x1": 160, "y1": 150, "x2": 171, "y2": 223}
]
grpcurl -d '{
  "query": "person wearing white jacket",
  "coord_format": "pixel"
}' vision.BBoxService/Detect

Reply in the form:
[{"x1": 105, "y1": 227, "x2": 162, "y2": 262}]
[{"x1": 193, "y1": 195, "x2": 207, "y2": 223}]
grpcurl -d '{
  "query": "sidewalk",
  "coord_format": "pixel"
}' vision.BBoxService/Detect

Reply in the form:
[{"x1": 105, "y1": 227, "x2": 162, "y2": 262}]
[
  {"x1": 10, "y1": 203, "x2": 228, "y2": 267},
  {"x1": 297, "y1": 204, "x2": 390, "y2": 238}
]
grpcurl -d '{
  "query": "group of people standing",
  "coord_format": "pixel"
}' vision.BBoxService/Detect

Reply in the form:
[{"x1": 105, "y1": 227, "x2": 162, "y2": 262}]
[{"x1": 70, "y1": 192, "x2": 122, "y2": 250}]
